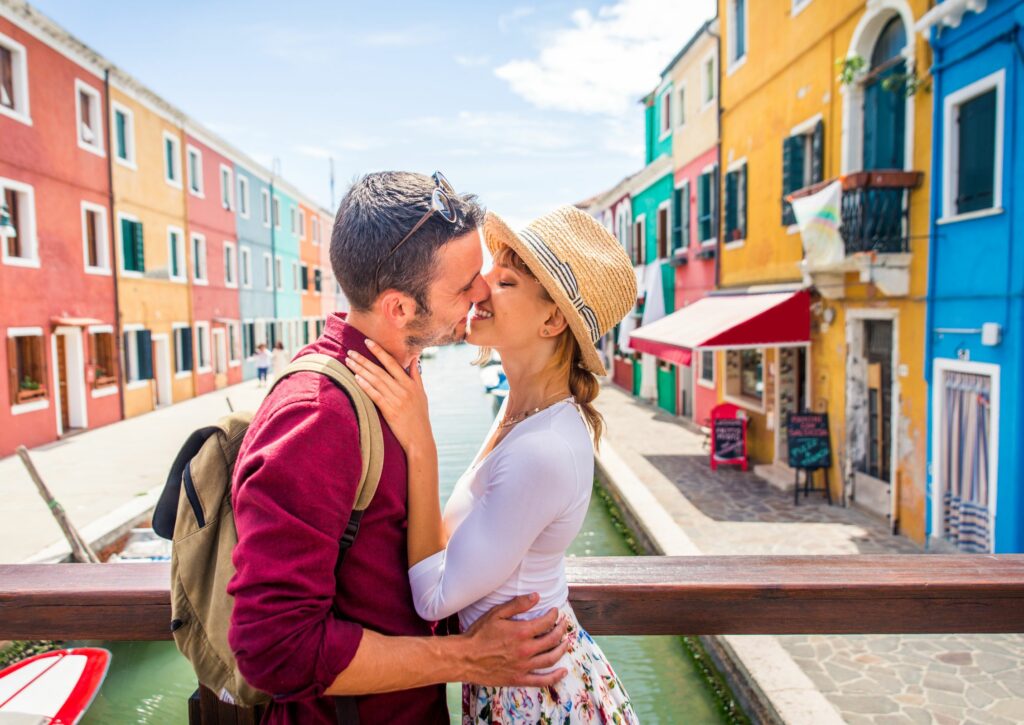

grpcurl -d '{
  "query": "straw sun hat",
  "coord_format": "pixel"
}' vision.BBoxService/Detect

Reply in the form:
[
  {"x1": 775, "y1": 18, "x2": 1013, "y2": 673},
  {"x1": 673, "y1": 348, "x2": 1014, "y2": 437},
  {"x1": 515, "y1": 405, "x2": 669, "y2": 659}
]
[{"x1": 482, "y1": 205, "x2": 637, "y2": 376}]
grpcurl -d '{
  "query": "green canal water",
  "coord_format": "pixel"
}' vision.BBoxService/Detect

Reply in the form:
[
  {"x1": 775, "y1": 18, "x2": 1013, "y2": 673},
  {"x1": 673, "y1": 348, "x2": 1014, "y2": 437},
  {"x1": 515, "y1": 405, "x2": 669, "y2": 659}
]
[{"x1": 78, "y1": 344, "x2": 733, "y2": 724}]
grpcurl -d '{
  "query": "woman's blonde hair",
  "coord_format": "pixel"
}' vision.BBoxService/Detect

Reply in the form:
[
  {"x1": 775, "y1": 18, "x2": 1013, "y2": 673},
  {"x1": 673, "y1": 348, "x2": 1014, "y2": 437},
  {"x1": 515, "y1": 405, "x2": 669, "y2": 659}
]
[{"x1": 475, "y1": 246, "x2": 604, "y2": 447}]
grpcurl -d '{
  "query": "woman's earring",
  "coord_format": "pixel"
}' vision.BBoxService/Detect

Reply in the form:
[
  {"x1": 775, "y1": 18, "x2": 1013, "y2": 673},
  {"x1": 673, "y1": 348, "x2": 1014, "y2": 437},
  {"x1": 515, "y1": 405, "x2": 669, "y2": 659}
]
[{"x1": 541, "y1": 329, "x2": 548, "y2": 336}]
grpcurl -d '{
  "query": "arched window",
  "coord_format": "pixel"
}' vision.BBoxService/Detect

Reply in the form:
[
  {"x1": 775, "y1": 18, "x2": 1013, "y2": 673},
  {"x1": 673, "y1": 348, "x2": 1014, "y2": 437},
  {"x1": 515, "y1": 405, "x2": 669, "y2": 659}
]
[{"x1": 862, "y1": 16, "x2": 907, "y2": 170}]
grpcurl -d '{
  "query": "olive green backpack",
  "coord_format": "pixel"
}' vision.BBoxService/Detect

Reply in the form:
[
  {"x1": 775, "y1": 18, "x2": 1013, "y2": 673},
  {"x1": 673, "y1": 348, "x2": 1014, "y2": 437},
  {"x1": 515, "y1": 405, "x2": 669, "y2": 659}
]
[{"x1": 153, "y1": 353, "x2": 384, "y2": 709}]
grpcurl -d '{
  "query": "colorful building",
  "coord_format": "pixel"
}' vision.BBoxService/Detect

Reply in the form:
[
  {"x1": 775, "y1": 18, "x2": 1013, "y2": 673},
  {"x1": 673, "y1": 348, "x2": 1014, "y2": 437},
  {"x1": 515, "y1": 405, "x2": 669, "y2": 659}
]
[
  {"x1": 270, "y1": 183, "x2": 301, "y2": 353},
  {"x1": 108, "y1": 75, "x2": 195, "y2": 419},
  {"x1": 184, "y1": 125, "x2": 243, "y2": 394},
  {"x1": 713, "y1": 0, "x2": 933, "y2": 542},
  {"x1": 299, "y1": 200, "x2": 322, "y2": 346},
  {"x1": 0, "y1": 7, "x2": 119, "y2": 455},
  {"x1": 919, "y1": 0, "x2": 1024, "y2": 553},
  {"x1": 235, "y1": 162, "x2": 274, "y2": 381},
  {"x1": 318, "y1": 207, "x2": 341, "y2": 328}
]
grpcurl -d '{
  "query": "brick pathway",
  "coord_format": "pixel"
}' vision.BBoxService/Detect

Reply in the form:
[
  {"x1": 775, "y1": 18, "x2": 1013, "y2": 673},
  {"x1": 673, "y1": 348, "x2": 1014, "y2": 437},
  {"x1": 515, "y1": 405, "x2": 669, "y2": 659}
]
[{"x1": 595, "y1": 383, "x2": 1024, "y2": 725}]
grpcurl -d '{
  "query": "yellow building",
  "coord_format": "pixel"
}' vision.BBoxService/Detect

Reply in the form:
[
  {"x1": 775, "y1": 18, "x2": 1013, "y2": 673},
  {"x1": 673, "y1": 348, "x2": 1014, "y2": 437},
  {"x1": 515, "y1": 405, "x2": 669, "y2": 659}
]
[
  {"x1": 109, "y1": 74, "x2": 195, "y2": 417},
  {"x1": 715, "y1": 0, "x2": 932, "y2": 542}
]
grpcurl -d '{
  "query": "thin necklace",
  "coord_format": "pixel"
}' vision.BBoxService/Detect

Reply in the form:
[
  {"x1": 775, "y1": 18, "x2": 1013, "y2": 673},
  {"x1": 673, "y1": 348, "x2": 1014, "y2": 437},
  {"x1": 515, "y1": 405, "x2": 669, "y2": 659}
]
[{"x1": 498, "y1": 392, "x2": 574, "y2": 429}]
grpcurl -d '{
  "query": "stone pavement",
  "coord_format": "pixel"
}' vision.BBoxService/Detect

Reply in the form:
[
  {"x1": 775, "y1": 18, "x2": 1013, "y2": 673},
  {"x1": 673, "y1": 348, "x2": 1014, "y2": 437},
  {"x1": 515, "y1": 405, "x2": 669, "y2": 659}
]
[
  {"x1": 594, "y1": 383, "x2": 1024, "y2": 725},
  {"x1": 0, "y1": 381, "x2": 267, "y2": 564}
]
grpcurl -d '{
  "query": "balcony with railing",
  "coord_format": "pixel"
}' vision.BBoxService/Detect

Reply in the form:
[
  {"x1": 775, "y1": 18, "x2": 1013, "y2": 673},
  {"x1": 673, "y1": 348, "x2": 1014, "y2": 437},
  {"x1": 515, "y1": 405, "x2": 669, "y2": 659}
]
[{"x1": 789, "y1": 170, "x2": 923, "y2": 298}]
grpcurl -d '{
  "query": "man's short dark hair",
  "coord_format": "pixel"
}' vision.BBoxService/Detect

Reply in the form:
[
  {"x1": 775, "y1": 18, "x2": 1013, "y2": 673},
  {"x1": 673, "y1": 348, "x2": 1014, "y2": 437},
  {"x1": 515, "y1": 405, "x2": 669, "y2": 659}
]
[{"x1": 330, "y1": 171, "x2": 484, "y2": 312}]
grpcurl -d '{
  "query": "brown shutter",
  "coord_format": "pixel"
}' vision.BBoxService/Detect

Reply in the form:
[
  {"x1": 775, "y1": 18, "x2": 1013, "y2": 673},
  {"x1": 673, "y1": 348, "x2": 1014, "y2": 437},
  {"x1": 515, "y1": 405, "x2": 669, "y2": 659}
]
[{"x1": 6, "y1": 336, "x2": 17, "y2": 406}]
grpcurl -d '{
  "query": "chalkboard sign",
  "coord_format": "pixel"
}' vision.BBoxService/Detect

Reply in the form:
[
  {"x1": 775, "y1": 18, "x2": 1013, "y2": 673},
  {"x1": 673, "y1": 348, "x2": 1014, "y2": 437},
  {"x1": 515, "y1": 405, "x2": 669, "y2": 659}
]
[
  {"x1": 713, "y1": 418, "x2": 746, "y2": 462},
  {"x1": 787, "y1": 412, "x2": 832, "y2": 470}
]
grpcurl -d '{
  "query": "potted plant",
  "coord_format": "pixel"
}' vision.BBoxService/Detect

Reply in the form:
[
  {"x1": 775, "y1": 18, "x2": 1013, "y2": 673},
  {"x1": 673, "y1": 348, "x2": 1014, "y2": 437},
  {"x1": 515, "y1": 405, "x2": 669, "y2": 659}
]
[{"x1": 17, "y1": 375, "x2": 46, "y2": 403}]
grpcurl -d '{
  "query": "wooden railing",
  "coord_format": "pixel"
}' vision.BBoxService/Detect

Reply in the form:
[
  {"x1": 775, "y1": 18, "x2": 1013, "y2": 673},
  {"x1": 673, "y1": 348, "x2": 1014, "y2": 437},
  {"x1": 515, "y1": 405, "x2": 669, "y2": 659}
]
[{"x1": 3, "y1": 555, "x2": 1024, "y2": 641}]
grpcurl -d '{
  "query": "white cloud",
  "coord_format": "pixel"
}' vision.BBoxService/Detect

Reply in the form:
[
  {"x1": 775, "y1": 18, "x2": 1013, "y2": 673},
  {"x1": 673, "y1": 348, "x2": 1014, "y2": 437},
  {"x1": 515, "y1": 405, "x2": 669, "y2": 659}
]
[
  {"x1": 454, "y1": 54, "x2": 491, "y2": 67},
  {"x1": 293, "y1": 144, "x2": 333, "y2": 160},
  {"x1": 495, "y1": 0, "x2": 714, "y2": 115},
  {"x1": 360, "y1": 30, "x2": 427, "y2": 48},
  {"x1": 399, "y1": 111, "x2": 586, "y2": 158},
  {"x1": 498, "y1": 6, "x2": 536, "y2": 33}
]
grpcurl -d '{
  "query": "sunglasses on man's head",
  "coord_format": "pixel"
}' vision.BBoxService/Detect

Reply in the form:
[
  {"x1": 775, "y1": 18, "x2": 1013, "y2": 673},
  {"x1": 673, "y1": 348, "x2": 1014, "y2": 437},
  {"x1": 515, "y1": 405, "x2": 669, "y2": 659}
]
[{"x1": 374, "y1": 172, "x2": 460, "y2": 293}]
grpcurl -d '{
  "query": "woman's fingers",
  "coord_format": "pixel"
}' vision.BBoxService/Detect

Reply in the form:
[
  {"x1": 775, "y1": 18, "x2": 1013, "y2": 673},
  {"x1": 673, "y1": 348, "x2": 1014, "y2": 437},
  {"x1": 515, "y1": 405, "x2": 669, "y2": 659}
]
[
  {"x1": 365, "y1": 339, "x2": 408, "y2": 379},
  {"x1": 346, "y1": 352, "x2": 405, "y2": 399}
]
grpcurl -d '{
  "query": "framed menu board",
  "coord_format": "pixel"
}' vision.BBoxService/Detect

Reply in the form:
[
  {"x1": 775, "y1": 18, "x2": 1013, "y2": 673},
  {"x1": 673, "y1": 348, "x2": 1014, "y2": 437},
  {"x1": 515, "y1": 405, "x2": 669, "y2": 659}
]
[{"x1": 787, "y1": 412, "x2": 832, "y2": 470}]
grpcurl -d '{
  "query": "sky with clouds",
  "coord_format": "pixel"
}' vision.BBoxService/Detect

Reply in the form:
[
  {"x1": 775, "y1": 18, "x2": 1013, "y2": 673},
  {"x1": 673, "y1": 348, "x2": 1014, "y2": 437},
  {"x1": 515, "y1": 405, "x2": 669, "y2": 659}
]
[{"x1": 33, "y1": 0, "x2": 715, "y2": 228}]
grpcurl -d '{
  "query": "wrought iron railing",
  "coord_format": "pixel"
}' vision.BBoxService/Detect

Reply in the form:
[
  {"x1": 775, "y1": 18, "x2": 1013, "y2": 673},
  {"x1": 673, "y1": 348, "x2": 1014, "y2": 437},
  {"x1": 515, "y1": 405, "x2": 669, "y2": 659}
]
[{"x1": 789, "y1": 170, "x2": 923, "y2": 257}]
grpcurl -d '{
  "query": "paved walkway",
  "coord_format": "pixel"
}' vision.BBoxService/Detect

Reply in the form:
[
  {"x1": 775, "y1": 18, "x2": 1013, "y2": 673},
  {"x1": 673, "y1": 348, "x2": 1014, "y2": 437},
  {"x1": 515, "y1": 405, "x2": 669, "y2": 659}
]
[
  {"x1": 0, "y1": 381, "x2": 267, "y2": 564},
  {"x1": 594, "y1": 383, "x2": 1024, "y2": 725}
]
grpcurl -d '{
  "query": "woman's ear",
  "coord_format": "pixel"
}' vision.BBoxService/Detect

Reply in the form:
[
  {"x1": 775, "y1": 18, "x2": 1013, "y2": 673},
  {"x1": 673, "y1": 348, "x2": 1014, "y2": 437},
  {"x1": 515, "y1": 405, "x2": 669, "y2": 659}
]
[
  {"x1": 376, "y1": 290, "x2": 418, "y2": 330},
  {"x1": 543, "y1": 306, "x2": 569, "y2": 337}
]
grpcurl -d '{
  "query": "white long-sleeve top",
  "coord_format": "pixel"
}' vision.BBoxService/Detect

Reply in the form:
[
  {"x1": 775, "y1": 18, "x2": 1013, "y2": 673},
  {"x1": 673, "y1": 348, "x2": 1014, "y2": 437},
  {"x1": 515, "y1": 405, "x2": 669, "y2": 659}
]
[{"x1": 408, "y1": 399, "x2": 594, "y2": 629}]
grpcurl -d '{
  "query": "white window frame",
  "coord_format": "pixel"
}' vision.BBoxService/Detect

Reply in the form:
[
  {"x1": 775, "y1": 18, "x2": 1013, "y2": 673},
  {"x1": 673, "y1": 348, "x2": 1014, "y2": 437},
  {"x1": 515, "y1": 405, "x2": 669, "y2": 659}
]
[
  {"x1": 273, "y1": 197, "x2": 281, "y2": 230},
  {"x1": 701, "y1": 51, "x2": 718, "y2": 109},
  {"x1": 633, "y1": 213, "x2": 647, "y2": 266},
  {"x1": 723, "y1": 346, "x2": 767, "y2": 413},
  {"x1": 74, "y1": 79, "x2": 105, "y2": 157},
  {"x1": 792, "y1": 0, "x2": 812, "y2": 17},
  {"x1": 0, "y1": 177, "x2": 39, "y2": 268},
  {"x1": 298, "y1": 208, "x2": 306, "y2": 239},
  {"x1": 292, "y1": 260, "x2": 300, "y2": 291},
  {"x1": 87, "y1": 323, "x2": 118, "y2": 398},
  {"x1": 698, "y1": 162, "x2": 718, "y2": 246},
  {"x1": 237, "y1": 174, "x2": 250, "y2": 218},
  {"x1": 726, "y1": 0, "x2": 748, "y2": 74},
  {"x1": 172, "y1": 322, "x2": 191, "y2": 378},
  {"x1": 676, "y1": 82, "x2": 687, "y2": 128},
  {"x1": 121, "y1": 324, "x2": 147, "y2": 389},
  {"x1": 81, "y1": 201, "x2": 110, "y2": 275},
  {"x1": 658, "y1": 85, "x2": 672, "y2": 140},
  {"x1": 186, "y1": 144, "x2": 204, "y2": 197},
  {"x1": 0, "y1": 31, "x2": 31, "y2": 126},
  {"x1": 8, "y1": 327, "x2": 49, "y2": 415},
  {"x1": 195, "y1": 321, "x2": 212, "y2": 373},
  {"x1": 656, "y1": 199, "x2": 672, "y2": 260},
  {"x1": 111, "y1": 101, "x2": 136, "y2": 169},
  {"x1": 224, "y1": 240, "x2": 238, "y2": 288},
  {"x1": 275, "y1": 256, "x2": 284, "y2": 291},
  {"x1": 263, "y1": 252, "x2": 273, "y2": 291},
  {"x1": 698, "y1": 349, "x2": 716, "y2": 388},
  {"x1": 219, "y1": 164, "x2": 234, "y2": 211},
  {"x1": 191, "y1": 232, "x2": 208, "y2": 285},
  {"x1": 312, "y1": 216, "x2": 320, "y2": 246},
  {"x1": 290, "y1": 207, "x2": 298, "y2": 235},
  {"x1": 163, "y1": 131, "x2": 182, "y2": 189},
  {"x1": 115, "y1": 211, "x2": 142, "y2": 278},
  {"x1": 240, "y1": 245, "x2": 252, "y2": 288},
  {"x1": 228, "y1": 320, "x2": 241, "y2": 366},
  {"x1": 261, "y1": 189, "x2": 271, "y2": 227},
  {"x1": 166, "y1": 226, "x2": 186, "y2": 283},
  {"x1": 941, "y1": 69, "x2": 1005, "y2": 224}
]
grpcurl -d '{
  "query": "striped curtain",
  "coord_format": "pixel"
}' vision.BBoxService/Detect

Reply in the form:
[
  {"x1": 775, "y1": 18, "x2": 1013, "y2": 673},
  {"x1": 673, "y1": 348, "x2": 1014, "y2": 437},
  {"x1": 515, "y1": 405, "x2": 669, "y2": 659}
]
[{"x1": 941, "y1": 372, "x2": 992, "y2": 553}]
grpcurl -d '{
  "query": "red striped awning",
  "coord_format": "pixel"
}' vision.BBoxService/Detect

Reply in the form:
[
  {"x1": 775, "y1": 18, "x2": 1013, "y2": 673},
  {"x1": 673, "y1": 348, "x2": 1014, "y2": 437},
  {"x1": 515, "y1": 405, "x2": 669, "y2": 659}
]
[{"x1": 628, "y1": 290, "x2": 811, "y2": 366}]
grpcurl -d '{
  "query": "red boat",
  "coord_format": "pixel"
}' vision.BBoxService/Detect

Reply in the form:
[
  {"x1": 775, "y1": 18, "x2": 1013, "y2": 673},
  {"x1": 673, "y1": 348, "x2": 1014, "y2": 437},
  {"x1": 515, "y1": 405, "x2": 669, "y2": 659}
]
[{"x1": 0, "y1": 648, "x2": 110, "y2": 724}]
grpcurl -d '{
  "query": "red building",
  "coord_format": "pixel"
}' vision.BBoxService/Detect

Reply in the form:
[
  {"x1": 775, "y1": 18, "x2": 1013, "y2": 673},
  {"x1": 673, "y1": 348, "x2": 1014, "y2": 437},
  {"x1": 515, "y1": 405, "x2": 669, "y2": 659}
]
[
  {"x1": 184, "y1": 127, "x2": 242, "y2": 394},
  {"x1": 0, "y1": 16, "x2": 120, "y2": 455}
]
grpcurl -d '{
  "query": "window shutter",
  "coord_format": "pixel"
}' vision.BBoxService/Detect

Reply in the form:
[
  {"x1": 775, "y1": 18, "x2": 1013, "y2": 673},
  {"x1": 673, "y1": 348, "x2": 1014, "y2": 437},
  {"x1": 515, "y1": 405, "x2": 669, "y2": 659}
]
[
  {"x1": 121, "y1": 219, "x2": 133, "y2": 269},
  {"x1": 781, "y1": 136, "x2": 798, "y2": 226},
  {"x1": 671, "y1": 188, "x2": 682, "y2": 251},
  {"x1": 724, "y1": 171, "x2": 737, "y2": 241},
  {"x1": 182, "y1": 328, "x2": 193, "y2": 372},
  {"x1": 684, "y1": 182, "x2": 692, "y2": 247},
  {"x1": 7, "y1": 337, "x2": 17, "y2": 405},
  {"x1": 138, "y1": 330, "x2": 153, "y2": 381},
  {"x1": 301, "y1": 265, "x2": 309, "y2": 290},
  {"x1": 811, "y1": 120, "x2": 824, "y2": 185},
  {"x1": 711, "y1": 166, "x2": 719, "y2": 242},
  {"x1": 315, "y1": 268, "x2": 322, "y2": 292},
  {"x1": 957, "y1": 89, "x2": 997, "y2": 213},
  {"x1": 739, "y1": 164, "x2": 748, "y2": 240},
  {"x1": 134, "y1": 221, "x2": 145, "y2": 272}
]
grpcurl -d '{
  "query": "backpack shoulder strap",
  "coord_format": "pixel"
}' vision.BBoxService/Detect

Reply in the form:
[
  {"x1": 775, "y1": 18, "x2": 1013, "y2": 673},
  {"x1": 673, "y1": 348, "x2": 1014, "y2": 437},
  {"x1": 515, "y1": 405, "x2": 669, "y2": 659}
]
[
  {"x1": 271, "y1": 353, "x2": 384, "y2": 512},
  {"x1": 154, "y1": 425, "x2": 219, "y2": 539}
]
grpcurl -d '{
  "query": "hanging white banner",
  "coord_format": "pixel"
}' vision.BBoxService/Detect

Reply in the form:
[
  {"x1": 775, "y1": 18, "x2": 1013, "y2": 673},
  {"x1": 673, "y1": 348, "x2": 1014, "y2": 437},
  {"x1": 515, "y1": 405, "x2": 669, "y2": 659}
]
[{"x1": 791, "y1": 180, "x2": 844, "y2": 267}]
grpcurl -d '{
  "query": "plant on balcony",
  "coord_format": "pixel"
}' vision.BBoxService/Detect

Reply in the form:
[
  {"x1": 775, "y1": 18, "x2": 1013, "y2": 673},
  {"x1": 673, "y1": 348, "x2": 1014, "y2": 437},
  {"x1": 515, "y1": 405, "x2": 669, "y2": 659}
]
[
  {"x1": 20, "y1": 375, "x2": 40, "y2": 391},
  {"x1": 17, "y1": 375, "x2": 47, "y2": 403},
  {"x1": 836, "y1": 54, "x2": 930, "y2": 97}
]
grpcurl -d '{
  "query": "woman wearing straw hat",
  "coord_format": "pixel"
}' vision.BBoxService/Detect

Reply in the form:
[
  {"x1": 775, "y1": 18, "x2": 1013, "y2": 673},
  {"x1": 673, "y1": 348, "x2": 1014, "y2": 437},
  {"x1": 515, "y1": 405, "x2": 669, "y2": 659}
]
[{"x1": 345, "y1": 205, "x2": 639, "y2": 723}]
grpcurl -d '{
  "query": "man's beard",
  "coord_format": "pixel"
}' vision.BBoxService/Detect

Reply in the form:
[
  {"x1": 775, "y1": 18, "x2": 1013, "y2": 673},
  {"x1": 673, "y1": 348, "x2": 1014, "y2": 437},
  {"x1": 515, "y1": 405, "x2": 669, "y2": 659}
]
[{"x1": 405, "y1": 308, "x2": 466, "y2": 351}]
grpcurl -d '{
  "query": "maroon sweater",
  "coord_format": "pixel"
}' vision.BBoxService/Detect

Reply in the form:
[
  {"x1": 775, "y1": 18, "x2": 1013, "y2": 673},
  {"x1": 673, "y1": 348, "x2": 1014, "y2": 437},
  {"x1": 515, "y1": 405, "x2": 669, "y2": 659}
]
[{"x1": 228, "y1": 314, "x2": 449, "y2": 724}]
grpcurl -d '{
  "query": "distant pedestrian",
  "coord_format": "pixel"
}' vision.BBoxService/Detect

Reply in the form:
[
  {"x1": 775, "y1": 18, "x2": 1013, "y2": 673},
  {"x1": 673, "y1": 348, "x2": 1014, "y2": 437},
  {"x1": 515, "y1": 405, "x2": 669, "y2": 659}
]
[
  {"x1": 250, "y1": 344, "x2": 272, "y2": 387},
  {"x1": 271, "y1": 341, "x2": 288, "y2": 379}
]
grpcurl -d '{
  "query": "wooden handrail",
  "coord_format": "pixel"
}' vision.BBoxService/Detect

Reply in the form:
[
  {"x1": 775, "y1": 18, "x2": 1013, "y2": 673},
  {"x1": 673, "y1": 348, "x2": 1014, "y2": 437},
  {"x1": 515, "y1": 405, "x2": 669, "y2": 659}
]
[{"x1": 2, "y1": 556, "x2": 1024, "y2": 640}]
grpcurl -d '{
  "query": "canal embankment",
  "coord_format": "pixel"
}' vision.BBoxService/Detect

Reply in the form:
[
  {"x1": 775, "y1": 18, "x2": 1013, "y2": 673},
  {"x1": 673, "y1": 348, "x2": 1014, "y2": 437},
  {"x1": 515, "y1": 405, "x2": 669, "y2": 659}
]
[{"x1": 594, "y1": 382, "x2": 1024, "y2": 724}]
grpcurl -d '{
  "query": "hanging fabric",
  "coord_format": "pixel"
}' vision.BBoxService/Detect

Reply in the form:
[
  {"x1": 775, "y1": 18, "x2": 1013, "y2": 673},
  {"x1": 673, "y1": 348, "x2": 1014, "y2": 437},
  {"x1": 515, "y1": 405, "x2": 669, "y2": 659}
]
[{"x1": 941, "y1": 371, "x2": 991, "y2": 553}]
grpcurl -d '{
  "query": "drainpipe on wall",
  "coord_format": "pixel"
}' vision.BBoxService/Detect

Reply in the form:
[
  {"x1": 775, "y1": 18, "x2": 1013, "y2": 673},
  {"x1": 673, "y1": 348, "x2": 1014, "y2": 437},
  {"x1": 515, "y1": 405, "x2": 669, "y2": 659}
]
[
  {"x1": 709, "y1": 25, "x2": 723, "y2": 291},
  {"x1": 103, "y1": 68, "x2": 126, "y2": 421},
  {"x1": 181, "y1": 120, "x2": 198, "y2": 396},
  {"x1": 923, "y1": 28, "x2": 943, "y2": 389}
]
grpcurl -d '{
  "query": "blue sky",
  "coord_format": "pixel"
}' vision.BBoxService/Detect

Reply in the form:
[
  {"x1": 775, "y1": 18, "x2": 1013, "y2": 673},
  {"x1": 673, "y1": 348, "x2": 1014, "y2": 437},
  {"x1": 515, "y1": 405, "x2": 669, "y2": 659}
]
[{"x1": 33, "y1": 0, "x2": 715, "y2": 227}]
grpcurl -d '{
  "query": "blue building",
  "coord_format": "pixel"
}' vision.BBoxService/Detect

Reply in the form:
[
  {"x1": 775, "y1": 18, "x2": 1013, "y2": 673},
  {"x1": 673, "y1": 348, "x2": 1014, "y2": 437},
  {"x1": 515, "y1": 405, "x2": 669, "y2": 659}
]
[
  {"x1": 921, "y1": 0, "x2": 1024, "y2": 553},
  {"x1": 235, "y1": 163, "x2": 275, "y2": 381},
  {"x1": 272, "y1": 183, "x2": 303, "y2": 353}
]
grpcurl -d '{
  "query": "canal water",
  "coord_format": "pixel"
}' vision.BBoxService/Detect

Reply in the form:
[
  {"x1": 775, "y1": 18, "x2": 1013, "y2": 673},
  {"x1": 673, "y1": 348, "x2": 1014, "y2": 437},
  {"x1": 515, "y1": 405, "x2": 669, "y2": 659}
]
[{"x1": 79, "y1": 344, "x2": 730, "y2": 724}]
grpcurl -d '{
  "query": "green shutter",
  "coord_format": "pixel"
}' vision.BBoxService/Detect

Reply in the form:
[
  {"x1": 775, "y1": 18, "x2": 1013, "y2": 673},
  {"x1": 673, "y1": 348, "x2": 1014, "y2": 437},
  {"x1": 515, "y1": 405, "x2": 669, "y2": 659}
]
[
  {"x1": 170, "y1": 233, "x2": 179, "y2": 277},
  {"x1": 711, "y1": 166, "x2": 719, "y2": 242},
  {"x1": 121, "y1": 219, "x2": 133, "y2": 270},
  {"x1": 811, "y1": 120, "x2": 824, "y2": 184},
  {"x1": 782, "y1": 135, "x2": 803, "y2": 226},
  {"x1": 739, "y1": 164, "x2": 747, "y2": 240},
  {"x1": 134, "y1": 221, "x2": 145, "y2": 272},
  {"x1": 181, "y1": 328, "x2": 193, "y2": 372},
  {"x1": 138, "y1": 330, "x2": 153, "y2": 380},
  {"x1": 697, "y1": 173, "x2": 709, "y2": 240},
  {"x1": 681, "y1": 183, "x2": 690, "y2": 247},
  {"x1": 671, "y1": 187, "x2": 682, "y2": 251},
  {"x1": 724, "y1": 170, "x2": 737, "y2": 241},
  {"x1": 116, "y1": 112, "x2": 127, "y2": 160}
]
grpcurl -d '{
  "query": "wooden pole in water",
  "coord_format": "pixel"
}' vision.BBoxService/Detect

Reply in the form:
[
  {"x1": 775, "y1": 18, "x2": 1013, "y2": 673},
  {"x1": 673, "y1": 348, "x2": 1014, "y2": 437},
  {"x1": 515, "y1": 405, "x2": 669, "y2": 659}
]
[
  {"x1": 225, "y1": 396, "x2": 234, "y2": 412},
  {"x1": 16, "y1": 446, "x2": 100, "y2": 563}
]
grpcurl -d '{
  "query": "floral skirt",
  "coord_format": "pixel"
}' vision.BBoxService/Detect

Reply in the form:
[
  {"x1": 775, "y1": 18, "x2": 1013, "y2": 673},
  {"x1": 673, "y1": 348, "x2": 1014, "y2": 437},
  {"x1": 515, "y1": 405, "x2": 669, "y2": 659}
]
[{"x1": 462, "y1": 604, "x2": 639, "y2": 724}]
